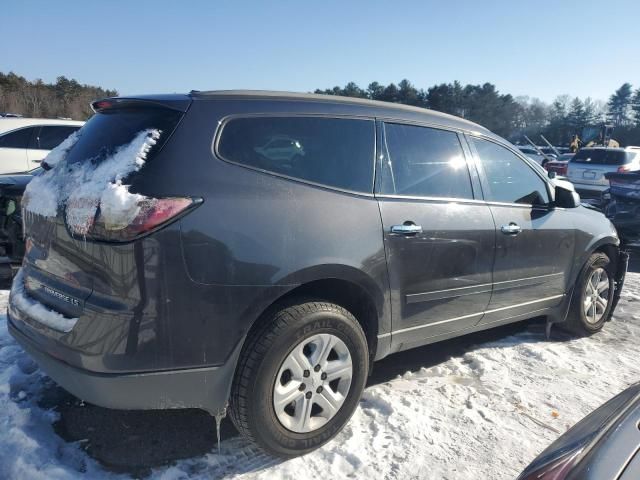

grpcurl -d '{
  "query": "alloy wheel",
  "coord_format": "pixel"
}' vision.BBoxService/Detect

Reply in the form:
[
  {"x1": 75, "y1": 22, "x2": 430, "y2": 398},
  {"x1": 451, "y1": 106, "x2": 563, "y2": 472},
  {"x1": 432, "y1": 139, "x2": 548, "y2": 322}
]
[{"x1": 273, "y1": 333, "x2": 353, "y2": 433}]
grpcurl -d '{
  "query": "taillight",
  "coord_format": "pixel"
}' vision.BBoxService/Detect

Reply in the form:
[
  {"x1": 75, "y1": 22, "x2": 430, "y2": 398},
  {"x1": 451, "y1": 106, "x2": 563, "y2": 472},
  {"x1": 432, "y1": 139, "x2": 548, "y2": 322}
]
[
  {"x1": 66, "y1": 196, "x2": 201, "y2": 242},
  {"x1": 617, "y1": 164, "x2": 632, "y2": 173}
]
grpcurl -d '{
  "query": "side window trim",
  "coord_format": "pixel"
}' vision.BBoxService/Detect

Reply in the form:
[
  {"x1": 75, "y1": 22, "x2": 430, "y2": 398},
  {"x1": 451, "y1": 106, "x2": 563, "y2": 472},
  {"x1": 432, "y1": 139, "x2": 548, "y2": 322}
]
[
  {"x1": 375, "y1": 120, "x2": 480, "y2": 201},
  {"x1": 213, "y1": 113, "x2": 378, "y2": 196},
  {"x1": 466, "y1": 133, "x2": 553, "y2": 208}
]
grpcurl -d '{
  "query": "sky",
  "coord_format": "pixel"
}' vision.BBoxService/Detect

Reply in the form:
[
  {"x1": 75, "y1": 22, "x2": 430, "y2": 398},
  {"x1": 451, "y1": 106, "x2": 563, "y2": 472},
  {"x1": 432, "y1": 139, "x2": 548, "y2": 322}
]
[{"x1": 2, "y1": 0, "x2": 639, "y2": 103}]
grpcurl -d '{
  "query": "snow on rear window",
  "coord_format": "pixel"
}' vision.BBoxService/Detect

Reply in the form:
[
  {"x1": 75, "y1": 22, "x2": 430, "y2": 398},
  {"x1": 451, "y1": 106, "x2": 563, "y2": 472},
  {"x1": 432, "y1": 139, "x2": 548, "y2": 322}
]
[{"x1": 22, "y1": 129, "x2": 160, "y2": 235}]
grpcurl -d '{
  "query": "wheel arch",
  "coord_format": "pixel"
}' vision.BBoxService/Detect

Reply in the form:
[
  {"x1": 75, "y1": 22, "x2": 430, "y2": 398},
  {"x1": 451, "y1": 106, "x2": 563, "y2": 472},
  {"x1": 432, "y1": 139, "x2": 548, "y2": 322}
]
[{"x1": 243, "y1": 266, "x2": 390, "y2": 365}]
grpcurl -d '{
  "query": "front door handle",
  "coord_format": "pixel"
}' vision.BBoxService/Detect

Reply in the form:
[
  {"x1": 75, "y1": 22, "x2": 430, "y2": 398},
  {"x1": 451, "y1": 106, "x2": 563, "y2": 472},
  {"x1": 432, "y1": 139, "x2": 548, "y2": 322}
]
[
  {"x1": 501, "y1": 223, "x2": 522, "y2": 235},
  {"x1": 391, "y1": 223, "x2": 422, "y2": 235}
]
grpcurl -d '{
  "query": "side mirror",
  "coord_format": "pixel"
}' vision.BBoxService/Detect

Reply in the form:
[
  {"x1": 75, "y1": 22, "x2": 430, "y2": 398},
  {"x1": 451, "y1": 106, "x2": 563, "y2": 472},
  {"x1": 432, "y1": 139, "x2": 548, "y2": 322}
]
[
  {"x1": 548, "y1": 171, "x2": 557, "y2": 179},
  {"x1": 554, "y1": 182, "x2": 581, "y2": 208}
]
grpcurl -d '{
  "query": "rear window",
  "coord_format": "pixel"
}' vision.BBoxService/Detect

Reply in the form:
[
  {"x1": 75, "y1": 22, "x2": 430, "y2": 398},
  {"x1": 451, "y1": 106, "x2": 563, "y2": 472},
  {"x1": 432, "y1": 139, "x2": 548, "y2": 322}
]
[
  {"x1": 217, "y1": 116, "x2": 375, "y2": 193},
  {"x1": 65, "y1": 107, "x2": 183, "y2": 165},
  {"x1": 571, "y1": 149, "x2": 630, "y2": 165}
]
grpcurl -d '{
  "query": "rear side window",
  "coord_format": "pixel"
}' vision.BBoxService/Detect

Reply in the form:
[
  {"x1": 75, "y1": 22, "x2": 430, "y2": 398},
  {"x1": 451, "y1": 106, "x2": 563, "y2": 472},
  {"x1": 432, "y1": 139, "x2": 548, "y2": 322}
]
[
  {"x1": 571, "y1": 149, "x2": 629, "y2": 165},
  {"x1": 35, "y1": 126, "x2": 80, "y2": 150},
  {"x1": 380, "y1": 123, "x2": 473, "y2": 199},
  {"x1": 217, "y1": 116, "x2": 375, "y2": 193},
  {"x1": 0, "y1": 127, "x2": 36, "y2": 148},
  {"x1": 471, "y1": 137, "x2": 550, "y2": 206},
  {"x1": 65, "y1": 107, "x2": 183, "y2": 165}
]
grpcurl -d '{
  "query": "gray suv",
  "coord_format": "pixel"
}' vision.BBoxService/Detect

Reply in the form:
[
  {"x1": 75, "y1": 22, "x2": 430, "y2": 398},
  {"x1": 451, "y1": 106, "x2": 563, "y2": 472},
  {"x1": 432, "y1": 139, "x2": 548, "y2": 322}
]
[{"x1": 8, "y1": 91, "x2": 627, "y2": 457}]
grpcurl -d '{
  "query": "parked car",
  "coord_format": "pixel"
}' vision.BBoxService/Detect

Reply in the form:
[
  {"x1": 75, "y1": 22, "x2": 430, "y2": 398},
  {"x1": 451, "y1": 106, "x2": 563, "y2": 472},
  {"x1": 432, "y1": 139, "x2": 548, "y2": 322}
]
[
  {"x1": 8, "y1": 91, "x2": 627, "y2": 458},
  {"x1": 604, "y1": 170, "x2": 640, "y2": 248},
  {"x1": 0, "y1": 168, "x2": 37, "y2": 284},
  {"x1": 517, "y1": 146, "x2": 551, "y2": 166},
  {"x1": 565, "y1": 146, "x2": 640, "y2": 205},
  {"x1": 544, "y1": 153, "x2": 575, "y2": 176},
  {"x1": 518, "y1": 382, "x2": 640, "y2": 480},
  {"x1": 0, "y1": 117, "x2": 83, "y2": 174}
]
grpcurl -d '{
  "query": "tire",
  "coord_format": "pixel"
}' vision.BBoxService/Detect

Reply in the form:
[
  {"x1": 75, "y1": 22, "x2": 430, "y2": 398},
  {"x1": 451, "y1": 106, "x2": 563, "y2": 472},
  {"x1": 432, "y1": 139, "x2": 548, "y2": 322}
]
[
  {"x1": 562, "y1": 252, "x2": 615, "y2": 336},
  {"x1": 229, "y1": 301, "x2": 369, "y2": 458}
]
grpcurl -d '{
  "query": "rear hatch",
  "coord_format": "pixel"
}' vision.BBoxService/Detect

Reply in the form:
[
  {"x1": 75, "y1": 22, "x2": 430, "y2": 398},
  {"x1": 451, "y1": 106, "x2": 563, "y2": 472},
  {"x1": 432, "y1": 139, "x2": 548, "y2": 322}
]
[
  {"x1": 567, "y1": 149, "x2": 631, "y2": 186},
  {"x1": 20, "y1": 96, "x2": 191, "y2": 320}
]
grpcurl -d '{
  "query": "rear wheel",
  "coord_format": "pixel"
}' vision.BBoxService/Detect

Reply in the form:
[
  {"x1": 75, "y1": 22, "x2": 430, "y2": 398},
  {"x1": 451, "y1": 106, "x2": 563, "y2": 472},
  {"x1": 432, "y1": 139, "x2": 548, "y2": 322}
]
[
  {"x1": 229, "y1": 301, "x2": 369, "y2": 457},
  {"x1": 562, "y1": 252, "x2": 615, "y2": 335}
]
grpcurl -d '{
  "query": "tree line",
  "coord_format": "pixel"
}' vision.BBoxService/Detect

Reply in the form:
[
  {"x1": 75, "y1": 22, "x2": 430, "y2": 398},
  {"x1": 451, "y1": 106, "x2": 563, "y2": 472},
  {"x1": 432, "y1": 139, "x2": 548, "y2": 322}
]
[
  {"x1": 315, "y1": 80, "x2": 640, "y2": 146},
  {"x1": 3, "y1": 71, "x2": 640, "y2": 147},
  {"x1": 0, "y1": 72, "x2": 117, "y2": 120}
]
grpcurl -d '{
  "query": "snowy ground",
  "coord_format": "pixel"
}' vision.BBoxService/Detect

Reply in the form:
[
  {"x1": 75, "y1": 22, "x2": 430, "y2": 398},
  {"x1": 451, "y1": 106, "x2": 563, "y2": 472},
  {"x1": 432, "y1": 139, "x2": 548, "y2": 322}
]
[{"x1": 1, "y1": 272, "x2": 639, "y2": 480}]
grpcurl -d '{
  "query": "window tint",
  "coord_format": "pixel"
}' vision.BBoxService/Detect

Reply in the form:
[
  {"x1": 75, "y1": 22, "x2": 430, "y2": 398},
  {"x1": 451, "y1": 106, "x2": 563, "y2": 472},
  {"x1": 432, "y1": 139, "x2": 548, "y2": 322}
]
[
  {"x1": 472, "y1": 137, "x2": 550, "y2": 205},
  {"x1": 0, "y1": 127, "x2": 36, "y2": 148},
  {"x1": 380, "y1": 123, "x2": 473, "y2": 199},
  {"x1": 35, "y1": 126, "x2": 80, "y2": 150},
  {"x1": 217, "y1": 116, "x2": 375, "y2": 192}
]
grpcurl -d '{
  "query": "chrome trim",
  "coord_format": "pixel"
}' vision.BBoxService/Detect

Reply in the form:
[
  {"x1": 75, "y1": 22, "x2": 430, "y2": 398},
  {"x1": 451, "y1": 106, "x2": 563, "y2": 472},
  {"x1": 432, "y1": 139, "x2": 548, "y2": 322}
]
[
  {"x1": 390, "y1": 224, "x2": 422, "y2": 235},
  {"x1": 405, "y1": 272, "x2": 563, "y2": 304},
  {"x1": 390, "y1": 294, "x2": 565, "y2": 336},
  {"x1": 483, "y1": 294, "x2": 564, "y2": 315}
]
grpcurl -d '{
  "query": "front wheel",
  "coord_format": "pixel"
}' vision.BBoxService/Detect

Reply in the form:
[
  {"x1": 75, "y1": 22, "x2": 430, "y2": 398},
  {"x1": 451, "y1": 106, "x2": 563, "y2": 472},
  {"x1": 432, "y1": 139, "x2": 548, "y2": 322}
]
[
  {"x1": 562, "y1": 252, "x2": 615, "y2": 335},
  {"x1": 229, "y1": 301, "x2": 369, "y2": 457}
]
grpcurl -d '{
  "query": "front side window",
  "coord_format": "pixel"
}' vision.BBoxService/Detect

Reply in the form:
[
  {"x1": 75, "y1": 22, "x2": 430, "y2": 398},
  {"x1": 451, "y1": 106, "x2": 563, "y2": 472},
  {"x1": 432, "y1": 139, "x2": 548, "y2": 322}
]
[
  {"x1": 35, "y1": 126, "x2": 80, "y2": 150},
  {"x1": 217, "y1": 116, "x2": 375, "y2": 193},
  {"x1": 380, "y1": 123, "x2": 473, "y2": 199},
  {"x1": 0, "y1": 127, "x2": 37, "y2": 149},
  {"x1": 472, "y1": 137, "x2": 550, "y2": 206}
]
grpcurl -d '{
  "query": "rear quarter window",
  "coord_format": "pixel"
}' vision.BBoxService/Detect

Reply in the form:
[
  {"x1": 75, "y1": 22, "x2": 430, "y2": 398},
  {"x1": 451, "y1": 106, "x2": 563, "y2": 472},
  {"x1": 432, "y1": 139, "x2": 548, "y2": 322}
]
[{"x1": 216, "y1": 116, "x2": 375, "y2": 193}]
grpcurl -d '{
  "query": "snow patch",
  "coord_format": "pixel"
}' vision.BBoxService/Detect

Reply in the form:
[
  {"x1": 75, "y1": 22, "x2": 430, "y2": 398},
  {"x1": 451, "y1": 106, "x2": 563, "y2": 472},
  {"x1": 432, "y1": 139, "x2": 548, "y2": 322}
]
[
  {"x1": 22, "y1": 129, "x2": 160, "y2": 236},
  {"x1": 0, "y1": 273, "x2": 639, "y2": 479},
  {"x1": 42, "y1": 130, "x2": 81, "y2": 168},
  {"x1": 9, "y1": 269, "x2": 78, "y2": 333}
]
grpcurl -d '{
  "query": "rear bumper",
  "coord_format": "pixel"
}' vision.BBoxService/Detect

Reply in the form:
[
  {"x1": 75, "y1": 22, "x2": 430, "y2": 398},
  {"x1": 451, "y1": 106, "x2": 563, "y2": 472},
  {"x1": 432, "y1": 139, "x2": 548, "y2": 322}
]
[{"x1": 8, "y1": 313, "x2": 240, "y2": 414}]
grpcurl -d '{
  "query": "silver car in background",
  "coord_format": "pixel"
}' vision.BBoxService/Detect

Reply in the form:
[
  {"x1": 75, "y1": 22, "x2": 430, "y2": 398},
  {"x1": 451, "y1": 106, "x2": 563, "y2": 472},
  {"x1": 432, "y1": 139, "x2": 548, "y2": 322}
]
[{"x1": 566, "y1": 147, "x2": 640, "y2": 204}]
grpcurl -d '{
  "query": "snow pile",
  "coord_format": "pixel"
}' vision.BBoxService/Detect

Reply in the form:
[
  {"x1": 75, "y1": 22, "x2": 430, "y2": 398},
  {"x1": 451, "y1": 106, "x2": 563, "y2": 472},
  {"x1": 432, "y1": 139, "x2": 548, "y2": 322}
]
[
  {"x1": 23, "y1": 129, "x2": 160, "y2": 235},
  {"x1": 0, "y1": 273, "x2": 639, "y2": 479},
  {"x1": 9, "y1": 269, "x2": 78, "y2": 333}
]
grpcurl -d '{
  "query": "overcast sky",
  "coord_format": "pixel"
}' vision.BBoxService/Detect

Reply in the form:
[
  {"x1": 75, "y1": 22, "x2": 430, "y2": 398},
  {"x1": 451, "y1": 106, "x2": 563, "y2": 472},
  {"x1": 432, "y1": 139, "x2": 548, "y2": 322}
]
[{"x1": 3, "y1": 0, "x2": 639, "y2": 102}]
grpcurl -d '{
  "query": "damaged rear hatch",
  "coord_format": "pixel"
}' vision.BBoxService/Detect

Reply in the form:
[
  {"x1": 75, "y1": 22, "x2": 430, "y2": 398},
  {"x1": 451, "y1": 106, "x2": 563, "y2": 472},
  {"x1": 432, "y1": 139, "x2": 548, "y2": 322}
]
[{"x1": 15, "y1": 96, "x2": 193, "y2": 335}]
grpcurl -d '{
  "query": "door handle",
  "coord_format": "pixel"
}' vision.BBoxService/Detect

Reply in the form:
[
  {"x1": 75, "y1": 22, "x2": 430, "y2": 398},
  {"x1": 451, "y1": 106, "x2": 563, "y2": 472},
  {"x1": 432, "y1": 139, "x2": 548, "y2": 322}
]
[
  {"x1": 501, "y1": 223, "x2": 522, "y2": 235},
  {"x1": 391, "y1": 223, "x2": 422, "y2": 235}
]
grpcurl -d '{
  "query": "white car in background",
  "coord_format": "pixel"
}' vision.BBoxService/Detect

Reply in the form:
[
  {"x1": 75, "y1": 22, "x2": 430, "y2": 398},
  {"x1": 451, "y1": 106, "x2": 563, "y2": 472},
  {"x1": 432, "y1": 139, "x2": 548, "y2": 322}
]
[
  {"x1": 517, "y1": 146, "x2": 553, "y2": 166},
  {"x1": 0, "y1": 118, "x2": 84, "y2": 174}
]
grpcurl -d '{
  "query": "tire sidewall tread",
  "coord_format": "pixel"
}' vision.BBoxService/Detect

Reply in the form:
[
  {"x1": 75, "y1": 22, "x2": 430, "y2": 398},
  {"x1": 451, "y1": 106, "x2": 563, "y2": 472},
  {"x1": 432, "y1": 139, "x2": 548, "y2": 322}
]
[{"x1": 229, "y1": 300, "x2": 368, "y2": 458}]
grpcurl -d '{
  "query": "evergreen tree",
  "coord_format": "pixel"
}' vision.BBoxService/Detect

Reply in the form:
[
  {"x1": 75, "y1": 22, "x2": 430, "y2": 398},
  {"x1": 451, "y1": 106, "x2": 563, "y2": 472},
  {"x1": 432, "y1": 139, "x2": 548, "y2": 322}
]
[
  {"x1": 606, "y1": 83, "x2": 633, "y2": 126},
  {"x1": 631, "y1": 88, "x2": 640, "y2": 126}
]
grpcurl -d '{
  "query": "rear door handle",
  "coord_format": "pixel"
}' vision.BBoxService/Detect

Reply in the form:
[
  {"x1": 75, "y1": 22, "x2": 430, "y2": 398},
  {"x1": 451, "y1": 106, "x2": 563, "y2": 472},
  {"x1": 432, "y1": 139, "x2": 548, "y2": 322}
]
[
  {"x1": 391, "y1": 223, "x2": 422, "y2": 235},
  {"x1": 501, "y1": 223, "x2": 522, "y2": 235}
]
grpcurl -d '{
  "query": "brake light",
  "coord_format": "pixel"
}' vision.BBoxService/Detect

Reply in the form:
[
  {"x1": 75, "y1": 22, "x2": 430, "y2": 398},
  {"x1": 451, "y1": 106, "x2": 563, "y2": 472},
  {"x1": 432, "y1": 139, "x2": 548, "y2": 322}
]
[{"x1": 67, "y1": 196, "x2": 201, "y2": 242}]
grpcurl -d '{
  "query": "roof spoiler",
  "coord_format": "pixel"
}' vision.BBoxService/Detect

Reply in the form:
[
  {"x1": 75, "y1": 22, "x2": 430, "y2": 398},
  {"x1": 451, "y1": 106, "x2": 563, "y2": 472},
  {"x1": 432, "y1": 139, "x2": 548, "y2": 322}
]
[{"x1": 91, "y1": 95, "x2": 192, "y2": 114}]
